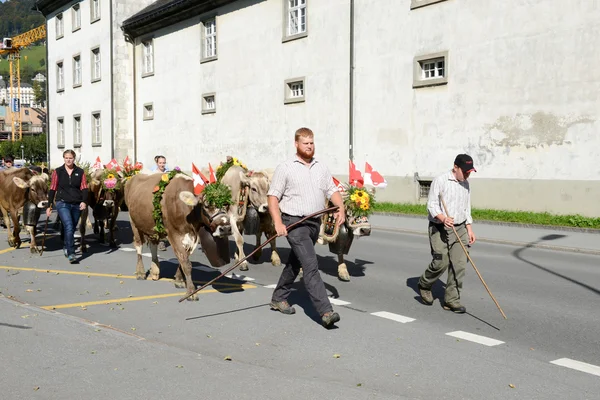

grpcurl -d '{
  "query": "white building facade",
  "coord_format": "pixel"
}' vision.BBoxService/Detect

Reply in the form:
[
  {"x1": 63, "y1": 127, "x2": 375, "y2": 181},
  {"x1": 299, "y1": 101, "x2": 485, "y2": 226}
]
[{"x1": 42, "y1": 0, "x2": 600, "y2": 216}]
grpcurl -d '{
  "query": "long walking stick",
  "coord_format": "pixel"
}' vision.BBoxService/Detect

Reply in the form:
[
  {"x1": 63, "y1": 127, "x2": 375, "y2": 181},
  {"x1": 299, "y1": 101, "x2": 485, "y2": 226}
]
[
  {"x1": 440, "y1": 194, "x2": 507, "y2": 319},
  {"x1": 179, "y1": 205, "x2": 340, "y2": 303},
  {"x1": 38, "y1": 213, "x2": 50, "y2": 256}
]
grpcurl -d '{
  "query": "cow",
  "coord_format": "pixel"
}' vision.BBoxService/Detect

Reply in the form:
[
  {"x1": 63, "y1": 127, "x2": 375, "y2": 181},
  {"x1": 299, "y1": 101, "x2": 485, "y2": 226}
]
[
  {"x1": 125, "y1": 172, "x2": 233, "y2": 300},
  {"x1": 79, "y1": 169, "x2": 126, "y2": 252},
  {"x1": 218, "y1": 164, "x2": 278, "y2": 271},
  {"x1": 0, "y1": 168, "x2": 49, "y2": 253}
]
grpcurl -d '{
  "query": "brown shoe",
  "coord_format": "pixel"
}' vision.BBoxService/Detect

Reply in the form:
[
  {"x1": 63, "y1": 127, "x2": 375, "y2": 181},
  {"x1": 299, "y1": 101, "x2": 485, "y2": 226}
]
[
  {"x1": 321, "y1": 311, "x2": 340, "y2": 327},
  {"x1": 270, "y1": 300, "x2": 296, "y2": 315},
  {"x1": 443, "y1": 301, "x2": 466, "y2": 314},
  {"x1": 418, "y1": 284, "x2": 434, "y2": 305}
]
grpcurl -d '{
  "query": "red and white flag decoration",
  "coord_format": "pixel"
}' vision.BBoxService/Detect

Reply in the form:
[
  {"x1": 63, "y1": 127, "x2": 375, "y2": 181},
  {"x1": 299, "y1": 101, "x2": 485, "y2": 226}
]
[
  {"x1": 134, "y1": 161, "x2": 144, "y2": 170},
  {"x1": 105, "y1": 158, "x2": 121, "y2": 172},
  {"x1": 332, "y1": 176, "x2": 345, "y2": 193},
  {"x1": 349, "y1": 160, "x2": 364, "y2": 188},
  {"x1": 192, "y1": 163, "x2": 208, "y2": 195},
  {"x1": 364, "y1": 162, "x2": 387, "y2": 189},
  {"x1": 123, "y1": 156, "x2": 132, "y2": 168},
  {"x1": 208, "y1": 163, "x2": 216, "y2": 183},
  {"x1": 92, "y1": 156, "x2": 103, "y2": 170}
]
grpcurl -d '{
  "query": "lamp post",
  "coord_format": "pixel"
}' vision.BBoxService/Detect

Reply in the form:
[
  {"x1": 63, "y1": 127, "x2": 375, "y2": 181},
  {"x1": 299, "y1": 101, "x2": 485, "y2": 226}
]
[{"x1": 21, "y1": 144, "x2": 24, "y2": 161}]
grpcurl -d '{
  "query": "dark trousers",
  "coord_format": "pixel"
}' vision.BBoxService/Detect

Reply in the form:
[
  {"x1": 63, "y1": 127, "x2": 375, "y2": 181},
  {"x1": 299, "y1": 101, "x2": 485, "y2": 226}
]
[
  {"x1": 56, "y1": 201, "x2": 81, "y2": 256},
  {"x1": 272, "y1": 214, "x2": 332, "y2": 316}
]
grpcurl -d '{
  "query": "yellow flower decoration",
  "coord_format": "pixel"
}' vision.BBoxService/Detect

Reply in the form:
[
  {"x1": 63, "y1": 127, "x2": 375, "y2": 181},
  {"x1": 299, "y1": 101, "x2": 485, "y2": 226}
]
[
  {"x1": 350, "y1": 194, "x2": 357, "y2": 201},
  {"x1": 161, "y1": 173, "x2": 169, "y2": 182},
  {"x1": 107, "y1": 173, "x2": 115, "y2": 179},
  {"x1": 360, "y1": 204, "x2": 369, "y2": 210}
]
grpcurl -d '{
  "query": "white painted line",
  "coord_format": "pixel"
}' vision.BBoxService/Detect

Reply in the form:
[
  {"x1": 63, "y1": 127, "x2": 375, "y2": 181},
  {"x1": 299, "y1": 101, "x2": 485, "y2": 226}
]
[
  {"x1": 329, "y1": 298, "x2": 351, "y2": 306},
  {"x1": 120, "y1": 248, "x2": 136, "y2": 252},
  {"x1": 550, "y1": 358, "x2": 600, "y2": 377},
  {"x1": 142, "y1": 253, "x2": 153, "y2": 258},
  {"x1": 446, "y1": 331, "x2": 504, "y2": 347},
  {"x1": 225, "y1": 273, "x2": 255, "y2": 282},
  {"x1": 264, "y1": 284, "x2": 277, "y2": 289},
  {"x1": 370, "y1": 311, "x2": 415, "y2": 323}
]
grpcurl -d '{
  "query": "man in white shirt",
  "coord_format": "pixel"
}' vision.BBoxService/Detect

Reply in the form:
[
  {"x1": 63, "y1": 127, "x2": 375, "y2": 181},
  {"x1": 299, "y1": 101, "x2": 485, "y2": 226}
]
[{"x1": 418, "y1": 154, "x2": 477, "y2": 314}]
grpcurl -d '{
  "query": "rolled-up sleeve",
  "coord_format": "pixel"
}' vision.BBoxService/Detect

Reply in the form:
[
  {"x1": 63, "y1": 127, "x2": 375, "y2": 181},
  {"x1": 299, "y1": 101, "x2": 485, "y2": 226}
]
[
  {"x1": 267, "y1": 164, "x2": 286, "y2": 200},
  {"x1": 427, "y1": 175, "x2": 444, "y2": 218}
]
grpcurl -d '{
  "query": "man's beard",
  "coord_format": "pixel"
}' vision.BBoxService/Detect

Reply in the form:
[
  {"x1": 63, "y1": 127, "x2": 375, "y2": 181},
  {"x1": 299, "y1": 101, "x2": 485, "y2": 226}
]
[{"x1": 298, "y1": 148, "x2": 314, "y2": 159}]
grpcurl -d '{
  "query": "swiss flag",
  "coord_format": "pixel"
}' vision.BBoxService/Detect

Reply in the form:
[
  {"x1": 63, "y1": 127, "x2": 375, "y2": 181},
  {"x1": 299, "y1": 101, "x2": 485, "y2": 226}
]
[
  {"x1": 106, "y1": 158, "x2": 121, "y2": 172},
  {"x1": 92, "y1": 156, "x2": 103, "y2": 170},
  {"x1": 364, "y1": 162, "x2": 387, "y2": 189},
  {"x1": 332, "y1": 176, "x2": 345, "y2": 193},
  {"x1": 192, "y1": 163, "x2": 208, "y2": 195},
  {"x1": 349, "y1": 160, "x2": 364, "y2": 188},
  {"x1": 123, "y1": 156, "x2": 132, "y2": 168},
  {"x1": 208, "y1": 163, "x2": 216, "y2": 183},
  {"x1": 134, "y1": 161, "x2": 143, "y2": 170}
]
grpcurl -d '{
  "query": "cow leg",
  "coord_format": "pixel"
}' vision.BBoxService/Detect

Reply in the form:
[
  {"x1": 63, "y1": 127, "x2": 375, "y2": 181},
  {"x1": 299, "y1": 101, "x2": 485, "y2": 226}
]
[
  {"x1": 108, "y1": 212, "x2": 118, "y2": 248},
  {"x1": 1, "y1": 205, "x2": 14, "y2": 246},
  {"x1": 79, "y1": 207, "x2": 89, "y2": 253},
  {"x1": 231, "y1": 218, "x2": 248, "y2": 271},
  {"x1": 130, "y1": 221, "x2": 147, "y2": 280},
  {"x1": 148, "y1": 242, "x2": 160, "y2": 281},
  {"x1": 252, "y1": 230, "x2": 263, "y2": 261},
  {"x1": 98, "y1": 219, "x2": 106, "y2": 244},
  {"x1": 337, "y1": 254, "x2": 350, "y2": 282},
  {"x1": 268, "y1": 232, "x2": 281, "y2": 266},
  {"x1": 9, "y1": 210, "x2": 21, "y2": 249},
  {"x1": 173, "y1": 264, "x2": 185, "y2": 288},
  {"x1": 171, "y1": 242, "x2": 196, "y2": 300},
  {"x1": 26, "y1": 225, "x2": 39, "y2": 254}
]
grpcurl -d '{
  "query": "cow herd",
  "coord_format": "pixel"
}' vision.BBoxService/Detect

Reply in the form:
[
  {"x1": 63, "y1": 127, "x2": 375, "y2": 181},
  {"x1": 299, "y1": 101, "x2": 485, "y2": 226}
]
[{"x1": 0, "y1": 159, "x2": 372, "y2": 301}]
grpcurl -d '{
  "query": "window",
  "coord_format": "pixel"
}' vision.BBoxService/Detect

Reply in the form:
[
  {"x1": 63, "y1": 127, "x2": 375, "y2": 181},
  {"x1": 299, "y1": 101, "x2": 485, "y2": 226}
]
[
  {"x1": 283, "y1": 0, "x2": 307, "y2": 42},
  {"x1": 413, "y1": 51, "x2": 448, "y2": 88},
  {"x1": 202, "y1": 93, "x2": 216, "y2": 114},
  {"x1": 143, "y1": 103, "x2": 154, "y2": 120},
  {"x1": 57, "y1": 118, "x2": 65, "y2": 147},
  {"x1": 91, "y1": 0, "x2": 101, "y2": 22},
  {"x1": 284, "y1": 77, "x2": 305, "y2": 104},
  {"x1": 411, "y1": 0, "x2": 449, "y2": 10},
  {"x1": 55, "y1": 13, "x2": 64, "y2": 39},
  {"x1": 73, "y1": 115, "x2": 81, "y2": 147},
  {"x1": 92, "y1": 112, "x2": 101, "y2": 145},
  {"x1": 201, "y1": 19, "x2": 217, "y2": 62},
  {"x1": 91, "y1": 47, "x2": 101, "y2": 82},
  {"x1": 72, "y1": 4, "x2": 81, "y2": 31},
  {"x1": 72, "y1": 55, "x2": 82, "y2": 87},
  {"x1": 418, "y1": 180, "x2": 432, "y2": 198},
  {"x1": 142, "y1": 39, "x2": 154, "y2": 76},
  {"x1": 56, "y1": 61, "x2": 64, "y2": 91}
]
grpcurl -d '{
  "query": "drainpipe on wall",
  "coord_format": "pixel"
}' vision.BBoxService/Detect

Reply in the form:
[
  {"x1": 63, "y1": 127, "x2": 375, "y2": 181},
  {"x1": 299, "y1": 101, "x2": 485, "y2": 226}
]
[
  {"x1": 349, "y1": 0, "x2": 355, "y2": 161},
  {"x1": 109, "y1": 0, "x2": 115, "y2": 159},
  {"x1": 132, "y1": 38, "x2": 137, "y2": 162},
  {"x1": 32, "y1": 4, "x2": 50, "y2": 167}
]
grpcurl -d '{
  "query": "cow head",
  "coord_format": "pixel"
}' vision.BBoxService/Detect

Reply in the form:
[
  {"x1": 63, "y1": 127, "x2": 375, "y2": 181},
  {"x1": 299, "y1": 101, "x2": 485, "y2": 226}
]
[
  {"x1": 179, "y1": 191, "x2": 232, "y2": 237},
  {"x1": 341, "y1": 184, "x2": 373, "y2": 237},
  {"x1": 346, "y1": 214, "x2": 372, "y2": 237},
  {"x1": 13, "y1": 173, "x2": 50, "y2": 208},
  {"x1": 239, "y1": 170, "x2": 270, "y2": 213},
  {"x1": 92, "y1": 170, "x2": 125, "y2": 215}
]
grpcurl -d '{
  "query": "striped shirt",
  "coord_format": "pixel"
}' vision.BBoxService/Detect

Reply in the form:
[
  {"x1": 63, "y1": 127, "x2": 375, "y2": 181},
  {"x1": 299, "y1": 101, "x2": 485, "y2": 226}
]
[
  {"x1": 427, "y1": 170, "x2": 473, "y2": 225},
  {"x1": 268, "y1": 155, "x2": 338, "y2": 217}
]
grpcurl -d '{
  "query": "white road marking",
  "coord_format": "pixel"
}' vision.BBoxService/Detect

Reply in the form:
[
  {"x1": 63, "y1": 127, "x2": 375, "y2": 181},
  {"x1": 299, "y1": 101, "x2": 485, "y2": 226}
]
[
  {"x1": 120, "y1": 248, "x2": 136, "y2": 252},
  {"x1": 142, "y1": 253, "x2": 153, "y2": 257},
  {"x1": 445, "y1": 331, "x2": 504, "y2": 346},
  {"x1": 370, "y1": 311, "x2": 415, "y2": 323},
  {"x1": 550, "y1": 358, "x2": 600, "y2": 377},
  {"x1": 329, "y1": 298, "x2": 351, "y2": 306},
  {"x1": 264, "y1": 284, "x2": 277, "y2": 289},
  {"x1": 226, "y1": 273, "x2": 255, "y2": 282}
]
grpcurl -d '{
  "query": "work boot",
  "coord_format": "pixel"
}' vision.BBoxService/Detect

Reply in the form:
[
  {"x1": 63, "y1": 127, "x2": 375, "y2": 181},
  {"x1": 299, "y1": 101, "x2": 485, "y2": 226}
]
[
  {"x1": 443, "y1": 301, "x2": 466, "y2": 314},
  {"x1": 418, "y1": 284, "x2": 434, "y2": 305},
  {"x1": 270, "y1": 300, "x2": 296, "y2": 315},
  {"x1": 321, "y1": 311, "x2": 340, "y2": 328}
]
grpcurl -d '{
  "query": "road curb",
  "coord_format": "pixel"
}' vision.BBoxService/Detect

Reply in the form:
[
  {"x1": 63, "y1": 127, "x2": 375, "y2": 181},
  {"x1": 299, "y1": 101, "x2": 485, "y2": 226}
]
[{"x1": 372, "y1": 225, "x2": 600, "y2": 256}]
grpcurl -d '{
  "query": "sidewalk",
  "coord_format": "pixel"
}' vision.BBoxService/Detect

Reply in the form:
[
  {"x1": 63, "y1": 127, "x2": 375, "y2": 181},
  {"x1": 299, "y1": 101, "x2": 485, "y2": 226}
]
[{"x1": 370, "y1": 213, "x2": 600, "y2": 255}]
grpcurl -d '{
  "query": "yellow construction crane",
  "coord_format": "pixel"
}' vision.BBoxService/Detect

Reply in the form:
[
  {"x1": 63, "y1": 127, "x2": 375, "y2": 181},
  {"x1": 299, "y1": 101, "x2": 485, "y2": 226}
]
[{"x1": 0, "y1": 24, "x2": 47, "y2": 141}]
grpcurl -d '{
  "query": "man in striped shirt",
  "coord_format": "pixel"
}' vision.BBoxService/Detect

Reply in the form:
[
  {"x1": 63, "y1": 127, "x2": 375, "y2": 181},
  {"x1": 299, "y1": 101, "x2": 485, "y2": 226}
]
[
  {"x1": 418, "y1": 154, "x2": 477, "y2": 314},
  {"x1": 267, "y1": 127, "x2": 345, "y2": 328}
]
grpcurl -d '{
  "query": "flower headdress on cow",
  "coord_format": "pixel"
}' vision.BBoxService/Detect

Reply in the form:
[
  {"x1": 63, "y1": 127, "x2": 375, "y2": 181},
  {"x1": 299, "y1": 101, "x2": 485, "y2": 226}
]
[
  {"x1": 121, "y1": 156, "x2": 144, "y2": 179},
  {"x1": 216, "y1": 156, "x2": 249, "y2": 182},
  {"x1": 100, "y1": 168, "x2": 124, "y2": 193}
]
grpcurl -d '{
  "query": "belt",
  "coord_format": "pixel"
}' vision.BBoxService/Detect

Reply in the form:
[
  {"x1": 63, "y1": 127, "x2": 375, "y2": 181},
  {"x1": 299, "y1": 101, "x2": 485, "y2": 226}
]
[
  {"x1": 430, "y1": 220, "x2": 466, "y2": 227},
  {"x1": 282, "y1": 213, "x2": 321, "y2": 222}
]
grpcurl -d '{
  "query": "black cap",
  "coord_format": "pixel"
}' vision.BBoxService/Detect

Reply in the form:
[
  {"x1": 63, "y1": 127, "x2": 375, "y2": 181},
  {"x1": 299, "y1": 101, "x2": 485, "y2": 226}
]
[{"x1": 454, "y1": 154, "x2": 476, "y2": 173}]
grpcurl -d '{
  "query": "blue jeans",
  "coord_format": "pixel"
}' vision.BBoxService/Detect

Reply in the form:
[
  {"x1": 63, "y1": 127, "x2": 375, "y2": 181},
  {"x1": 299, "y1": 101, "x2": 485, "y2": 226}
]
[{"x1": 56, "y1": 201, "x2": 82, "y2": 256}]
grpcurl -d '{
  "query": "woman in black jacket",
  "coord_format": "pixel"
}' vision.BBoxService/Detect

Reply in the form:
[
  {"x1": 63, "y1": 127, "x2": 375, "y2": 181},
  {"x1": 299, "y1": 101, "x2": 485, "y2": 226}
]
[{"x1": 46, "y1": 149, "x2": 88, "y2": 263}]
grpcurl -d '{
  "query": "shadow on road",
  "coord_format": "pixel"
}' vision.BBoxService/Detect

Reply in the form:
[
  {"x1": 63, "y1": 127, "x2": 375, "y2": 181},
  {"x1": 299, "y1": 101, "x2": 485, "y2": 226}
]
[
  {"x1": 513, "y1": 234, "x2": 600, "y2": 296},
  {"x1": 0, "y1": 322, "x2": 32, "y2": 329}
]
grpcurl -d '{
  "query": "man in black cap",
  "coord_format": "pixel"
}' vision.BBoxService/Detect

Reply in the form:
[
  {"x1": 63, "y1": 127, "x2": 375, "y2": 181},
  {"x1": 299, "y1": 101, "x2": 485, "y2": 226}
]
[{"x1": 417, "y1": 154, "x2": 477, "y2": 313}]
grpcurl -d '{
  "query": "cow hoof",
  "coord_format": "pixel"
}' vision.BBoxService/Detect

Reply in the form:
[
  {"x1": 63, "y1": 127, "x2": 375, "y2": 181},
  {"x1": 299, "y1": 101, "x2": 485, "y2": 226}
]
[
  {"x1": 338, "y1": 264, "x2": 350, "y2": 282},
  {"x1": 13, "y1": 241, "x2": 21, "y2": 249},
  {"x1": 317, "y1": 238, "x2": 325, "y2": 245},
  {"x1": 149, "y1": 274, "x2": 160, "y2": 281},
  {"x1": 30, "y1": 246, "x2": 39, "y2": 254},
  {"x1": 7, "y1": 239, "x2": 15, "y2": 247},
  {"x1": 298, "y1": 268, "x2": 304, "y2": 280},
  {"x1": 135, "y1": 273, "x2": 146, "y2": 280},
  {"x1": 239, "y1": 262, "x2": 249, "y2": 271},
  {"x1": 271, "y1": 254, "x2": 281, "y2": 267},
  {"x1": 186, "y1": 293, "x2": 199, "y2": 301},
  {"x1": 174, "y1": 280, "x2": 185, "y2": 289}
]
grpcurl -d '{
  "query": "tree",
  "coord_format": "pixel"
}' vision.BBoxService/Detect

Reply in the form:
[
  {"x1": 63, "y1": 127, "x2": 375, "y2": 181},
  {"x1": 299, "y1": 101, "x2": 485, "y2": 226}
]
[
  {"x1": 0, "y1": 134, "x2": 47, "y2": 163},
  {"x1": 32, "y1": 81, "x2": 46, "y2": 107},
  {"x1": 39, "y1": 58, "x2": 45, "y2": 68}
]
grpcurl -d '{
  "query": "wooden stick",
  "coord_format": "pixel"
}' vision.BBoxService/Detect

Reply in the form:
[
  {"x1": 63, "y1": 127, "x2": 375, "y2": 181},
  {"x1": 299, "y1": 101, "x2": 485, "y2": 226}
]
[
  {"x1": 179, "y1": 205, "x2": 340, "y2": 303},
  {"x1": 440, "y1": 194, "x2": 507, "y2": 319}
]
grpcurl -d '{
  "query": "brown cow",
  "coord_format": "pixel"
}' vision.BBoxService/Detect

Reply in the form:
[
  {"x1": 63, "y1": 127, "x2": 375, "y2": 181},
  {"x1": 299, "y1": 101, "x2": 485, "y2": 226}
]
[
  {"x1": 80, "y1": 169, "x2": 126, "y2": 251},
  {"x1": 218, "y1": 165, "x2": 278, "y2": 271},
  {"x1": 0, "y1": 168, "x2": 49, "y2": 252},
  {"x1": 125, "y1": 172, "x2": 232, "y2": 300}
]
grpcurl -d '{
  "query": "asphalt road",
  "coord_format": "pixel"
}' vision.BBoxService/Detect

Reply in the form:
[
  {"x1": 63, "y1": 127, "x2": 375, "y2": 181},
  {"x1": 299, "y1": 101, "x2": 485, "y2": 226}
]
[{"x1": 0, "y1": 212, "x2": 599, "y2": 399}]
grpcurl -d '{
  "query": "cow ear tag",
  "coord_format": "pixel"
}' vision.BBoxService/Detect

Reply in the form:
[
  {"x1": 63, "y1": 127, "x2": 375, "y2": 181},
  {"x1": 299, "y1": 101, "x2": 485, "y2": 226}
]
[
  {"x1": 13, "y1": 177, "x2": 29, "y2": 189},
  {"x1": 179, "y1": 191, "x2": 199, "y2": 207}
]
